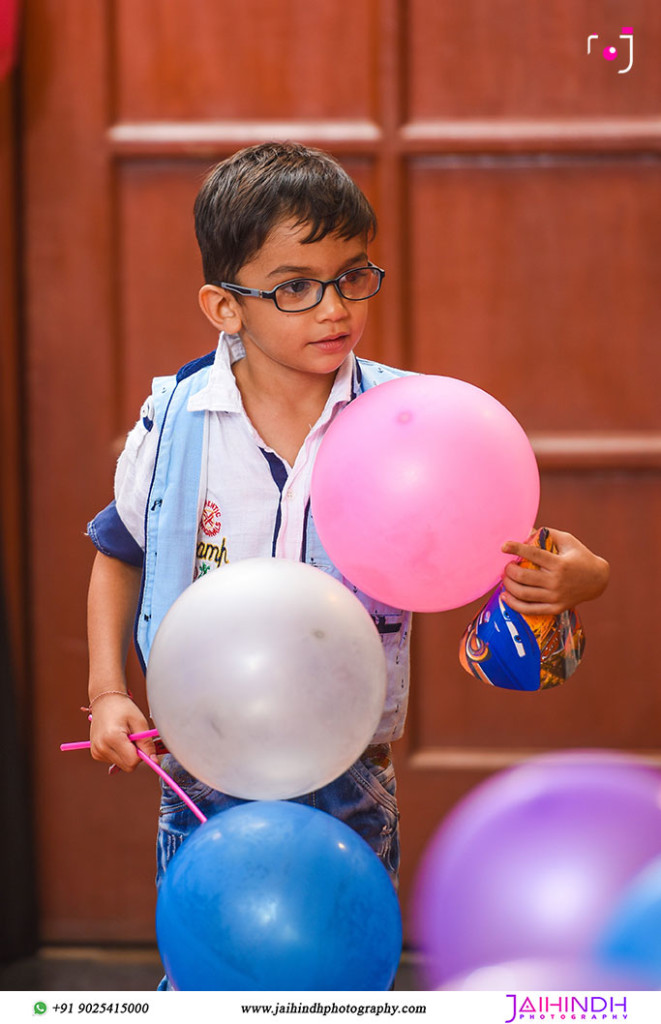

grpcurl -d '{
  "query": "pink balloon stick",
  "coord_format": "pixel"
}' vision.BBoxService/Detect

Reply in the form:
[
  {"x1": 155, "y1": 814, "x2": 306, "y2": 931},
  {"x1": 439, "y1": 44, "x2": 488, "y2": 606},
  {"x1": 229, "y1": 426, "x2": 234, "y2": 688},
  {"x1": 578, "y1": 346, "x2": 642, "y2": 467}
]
[
  {"x1": 60, "y1": 728, "x2": 160, "y2": 751},
  {"x1": 135, "y1": 749, "x2": 207, "y2": 824},
  {"x1": 129, "y1": 728, "x2": 161, "y2": 742}
]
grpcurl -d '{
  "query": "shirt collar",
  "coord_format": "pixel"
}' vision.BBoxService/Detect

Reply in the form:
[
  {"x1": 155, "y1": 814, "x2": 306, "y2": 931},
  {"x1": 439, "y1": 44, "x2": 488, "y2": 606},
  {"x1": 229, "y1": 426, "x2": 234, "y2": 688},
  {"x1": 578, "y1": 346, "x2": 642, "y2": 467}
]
[
  {"x1": 187, "y1": 332, "x2": 357, "y2": 413},
  {"x1": 186, "y1": 333, "x2": 247, "y2": 413}
]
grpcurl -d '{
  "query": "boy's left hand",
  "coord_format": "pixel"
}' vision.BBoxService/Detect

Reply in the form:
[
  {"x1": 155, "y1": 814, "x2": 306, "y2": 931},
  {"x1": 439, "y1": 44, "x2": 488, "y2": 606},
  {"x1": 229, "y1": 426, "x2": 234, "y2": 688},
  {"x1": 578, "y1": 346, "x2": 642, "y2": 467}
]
[{"x1": 501, "y1": 529, "x2": 609, "y2": 616}]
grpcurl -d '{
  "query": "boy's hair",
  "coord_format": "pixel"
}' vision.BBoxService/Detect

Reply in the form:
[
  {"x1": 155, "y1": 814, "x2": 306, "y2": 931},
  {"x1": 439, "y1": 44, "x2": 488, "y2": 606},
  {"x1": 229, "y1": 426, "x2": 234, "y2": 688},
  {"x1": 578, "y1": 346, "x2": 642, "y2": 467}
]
[{"x1": 194, "y1": 141, "x2": 377, "y2": 284}]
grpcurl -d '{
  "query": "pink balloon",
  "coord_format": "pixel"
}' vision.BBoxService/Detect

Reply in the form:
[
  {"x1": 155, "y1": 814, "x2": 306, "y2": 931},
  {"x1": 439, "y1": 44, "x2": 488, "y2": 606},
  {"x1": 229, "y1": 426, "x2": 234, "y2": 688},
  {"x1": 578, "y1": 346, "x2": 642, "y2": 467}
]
[{"x1": 311, "y1": 375, "x2": 539, "y2": 612}]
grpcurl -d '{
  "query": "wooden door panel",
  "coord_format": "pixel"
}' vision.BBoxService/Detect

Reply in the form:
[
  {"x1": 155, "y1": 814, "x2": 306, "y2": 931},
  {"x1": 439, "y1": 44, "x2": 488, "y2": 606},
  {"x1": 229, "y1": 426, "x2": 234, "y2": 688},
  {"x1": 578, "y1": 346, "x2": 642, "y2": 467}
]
[
  {"x1": 114, "y1": 0, "x2": 379, "y2": 122},
  {"x1": 406, "y1": 0, "x2": 661, "y2": 118},
  {"x1": 118, "y1": 160, "x2": 215, "y2": 420},
  {"x1": 406, "y1": 159, "x2": 661, "y2": 429}
]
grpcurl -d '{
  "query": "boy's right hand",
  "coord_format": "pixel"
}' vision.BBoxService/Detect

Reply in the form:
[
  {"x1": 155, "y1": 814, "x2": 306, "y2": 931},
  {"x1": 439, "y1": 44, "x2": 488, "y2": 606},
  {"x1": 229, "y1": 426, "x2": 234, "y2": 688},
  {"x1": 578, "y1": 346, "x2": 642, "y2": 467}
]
[{"x1": 89, "y1": 694, "x2": 157, "y2": 773}]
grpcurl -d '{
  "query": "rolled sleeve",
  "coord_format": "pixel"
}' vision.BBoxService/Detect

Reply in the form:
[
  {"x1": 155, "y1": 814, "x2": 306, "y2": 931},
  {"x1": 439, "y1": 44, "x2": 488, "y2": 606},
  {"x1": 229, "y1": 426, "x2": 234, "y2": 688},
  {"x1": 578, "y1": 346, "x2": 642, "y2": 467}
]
[
  {"x1": 87, "y1": 395, "x2": 159, "y2": 564},
  {"x1": 87, "y1": 501, "x2": 144, "y2": 568}
]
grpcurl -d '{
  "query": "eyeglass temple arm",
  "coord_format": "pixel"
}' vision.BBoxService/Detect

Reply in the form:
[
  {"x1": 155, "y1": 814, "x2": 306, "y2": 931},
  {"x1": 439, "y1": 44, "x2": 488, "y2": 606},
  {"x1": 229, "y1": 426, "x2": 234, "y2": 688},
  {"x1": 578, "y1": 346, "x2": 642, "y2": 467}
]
[{"x1": 215, "y1": 281, "x2": 269, "y2": 298}]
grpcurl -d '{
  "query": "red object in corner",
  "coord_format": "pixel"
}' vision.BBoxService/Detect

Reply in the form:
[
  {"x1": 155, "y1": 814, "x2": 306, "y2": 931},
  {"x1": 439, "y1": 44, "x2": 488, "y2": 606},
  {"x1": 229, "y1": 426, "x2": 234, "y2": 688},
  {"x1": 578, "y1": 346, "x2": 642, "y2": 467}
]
[{"x1": 0, "y1": 0, "x2": 19, "y2": 80}]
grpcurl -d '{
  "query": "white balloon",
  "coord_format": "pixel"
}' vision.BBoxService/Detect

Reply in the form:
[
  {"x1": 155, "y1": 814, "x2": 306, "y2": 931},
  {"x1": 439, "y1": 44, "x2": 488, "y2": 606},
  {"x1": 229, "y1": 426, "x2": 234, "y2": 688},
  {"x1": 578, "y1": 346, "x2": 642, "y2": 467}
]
[{"x1": 146, "y1": 558, "x2": 387, "y2": 800}]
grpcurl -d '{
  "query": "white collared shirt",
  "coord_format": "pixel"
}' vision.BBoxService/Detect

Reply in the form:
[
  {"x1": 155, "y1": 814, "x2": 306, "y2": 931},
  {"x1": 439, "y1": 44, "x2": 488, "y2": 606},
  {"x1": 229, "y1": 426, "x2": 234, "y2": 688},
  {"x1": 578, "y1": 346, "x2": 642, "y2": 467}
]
[{"x1": 115, "y1": 332, "x2": 355, "y2": 575}]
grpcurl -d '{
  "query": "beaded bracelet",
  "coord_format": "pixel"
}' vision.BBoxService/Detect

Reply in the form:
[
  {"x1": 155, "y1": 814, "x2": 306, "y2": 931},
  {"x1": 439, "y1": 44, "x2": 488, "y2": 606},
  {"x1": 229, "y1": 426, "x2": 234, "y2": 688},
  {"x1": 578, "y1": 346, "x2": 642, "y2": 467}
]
[{"x1": 81, "y1": 689, "x2": 134, "y2": 714}]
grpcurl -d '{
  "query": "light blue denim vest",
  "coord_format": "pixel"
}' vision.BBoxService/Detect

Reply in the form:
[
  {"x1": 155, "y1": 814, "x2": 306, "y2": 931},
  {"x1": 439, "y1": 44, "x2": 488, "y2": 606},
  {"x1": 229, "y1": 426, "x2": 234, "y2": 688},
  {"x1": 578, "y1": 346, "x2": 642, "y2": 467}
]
[{"x1": 136, "y1": 352, "x2": 413, "y2": 742}]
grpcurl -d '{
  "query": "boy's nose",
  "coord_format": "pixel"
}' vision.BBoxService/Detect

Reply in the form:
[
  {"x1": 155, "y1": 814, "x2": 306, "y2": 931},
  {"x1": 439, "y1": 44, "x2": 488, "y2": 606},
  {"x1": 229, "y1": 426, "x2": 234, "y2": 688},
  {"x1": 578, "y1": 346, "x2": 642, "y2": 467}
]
[{"x1": 316, "y1": 281, "x2": 349, "y2": 319}]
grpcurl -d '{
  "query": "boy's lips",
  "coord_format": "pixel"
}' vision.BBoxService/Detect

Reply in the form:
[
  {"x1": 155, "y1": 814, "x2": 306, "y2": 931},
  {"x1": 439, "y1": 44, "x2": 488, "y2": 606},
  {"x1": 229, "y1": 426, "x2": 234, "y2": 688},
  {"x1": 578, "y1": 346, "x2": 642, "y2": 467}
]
[{"x1": 312, "y1": 333, "x2": 350, "y2": 349}]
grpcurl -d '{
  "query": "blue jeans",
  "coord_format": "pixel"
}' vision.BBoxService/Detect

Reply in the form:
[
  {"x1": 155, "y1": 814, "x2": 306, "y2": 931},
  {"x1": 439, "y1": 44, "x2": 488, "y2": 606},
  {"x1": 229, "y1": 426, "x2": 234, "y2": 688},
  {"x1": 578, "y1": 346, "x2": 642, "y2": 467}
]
[{"x1": 155, "y1": 745, "x2": 400, "y2": 990}]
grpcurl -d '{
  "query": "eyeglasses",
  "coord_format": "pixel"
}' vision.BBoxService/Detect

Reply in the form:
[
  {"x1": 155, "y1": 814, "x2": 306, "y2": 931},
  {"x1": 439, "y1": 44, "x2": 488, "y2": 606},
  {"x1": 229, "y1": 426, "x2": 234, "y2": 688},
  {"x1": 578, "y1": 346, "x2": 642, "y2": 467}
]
[{"x1": 213, "y1": 264, "x2": 385, "y2": 313}]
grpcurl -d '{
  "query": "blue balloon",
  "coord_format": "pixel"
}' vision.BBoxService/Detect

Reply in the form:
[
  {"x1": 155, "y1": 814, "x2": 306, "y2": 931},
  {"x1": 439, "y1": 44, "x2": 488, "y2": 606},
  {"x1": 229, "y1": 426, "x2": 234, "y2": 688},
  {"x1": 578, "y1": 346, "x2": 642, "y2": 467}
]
[
  {"x1": 156, "y1": 801, "x2": 402, "y2": 990},
  {"x1": 596, "y1": 855, "x2": 661, "y2": 986}
]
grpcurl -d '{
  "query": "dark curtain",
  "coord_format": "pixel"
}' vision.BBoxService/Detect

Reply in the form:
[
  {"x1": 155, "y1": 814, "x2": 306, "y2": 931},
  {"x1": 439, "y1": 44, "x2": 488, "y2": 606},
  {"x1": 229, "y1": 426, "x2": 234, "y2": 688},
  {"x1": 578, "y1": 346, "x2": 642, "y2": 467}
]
[{"x1": 0, "y1": 551, "x2": 36, "y2": 962}]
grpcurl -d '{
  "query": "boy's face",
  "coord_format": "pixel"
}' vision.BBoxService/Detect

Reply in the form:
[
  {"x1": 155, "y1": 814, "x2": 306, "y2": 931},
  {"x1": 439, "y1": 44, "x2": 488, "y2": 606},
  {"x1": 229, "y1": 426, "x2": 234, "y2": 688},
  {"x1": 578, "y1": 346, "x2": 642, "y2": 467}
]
[{"x1": 204, "y1": 219, "x2": 372, "y2": 381}]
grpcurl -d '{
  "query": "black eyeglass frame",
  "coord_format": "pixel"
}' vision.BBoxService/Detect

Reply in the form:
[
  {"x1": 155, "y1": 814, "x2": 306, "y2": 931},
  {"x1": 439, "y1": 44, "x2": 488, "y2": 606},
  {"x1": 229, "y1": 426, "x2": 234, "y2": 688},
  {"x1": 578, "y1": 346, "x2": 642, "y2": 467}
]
[{"x1": 212, "y1": 263, "x2": 385, "y2": 313}]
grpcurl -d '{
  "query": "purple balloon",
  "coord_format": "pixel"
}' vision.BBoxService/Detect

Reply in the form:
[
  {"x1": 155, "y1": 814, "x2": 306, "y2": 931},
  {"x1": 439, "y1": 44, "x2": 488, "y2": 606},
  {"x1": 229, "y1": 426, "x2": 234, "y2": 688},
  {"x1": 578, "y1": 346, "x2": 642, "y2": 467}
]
[
  {"x1": 438, "y1": 957, "x2": 650, "y2": 991},
  {"x1": 412, "y1": 751, "x2": 661, "y2": 988}
]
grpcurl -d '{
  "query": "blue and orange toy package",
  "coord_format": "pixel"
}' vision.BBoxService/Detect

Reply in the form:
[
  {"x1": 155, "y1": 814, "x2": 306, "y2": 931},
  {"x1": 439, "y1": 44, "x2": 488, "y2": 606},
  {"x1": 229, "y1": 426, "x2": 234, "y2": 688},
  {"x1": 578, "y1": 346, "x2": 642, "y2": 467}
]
[{"x1": 459, "y1": 527, "x2": 585, "y2": 691}]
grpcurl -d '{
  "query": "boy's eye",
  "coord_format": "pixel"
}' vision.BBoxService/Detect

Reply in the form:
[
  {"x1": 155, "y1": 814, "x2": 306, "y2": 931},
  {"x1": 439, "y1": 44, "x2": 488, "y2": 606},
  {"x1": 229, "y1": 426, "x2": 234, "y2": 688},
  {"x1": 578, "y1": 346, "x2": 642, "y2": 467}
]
[
  {"x1": 341, "y1": 268, "x2": 369, "y2": 286},
  {"x1": 278, "y1": 279, "x2": 315, "y2": 298}
]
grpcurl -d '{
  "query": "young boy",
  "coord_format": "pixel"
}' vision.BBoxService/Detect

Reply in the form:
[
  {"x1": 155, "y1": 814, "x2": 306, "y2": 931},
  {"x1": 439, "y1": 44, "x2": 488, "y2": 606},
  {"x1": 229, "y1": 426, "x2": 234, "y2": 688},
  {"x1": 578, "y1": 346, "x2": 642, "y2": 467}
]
[{"x1": 86, "y1": 141, "x2": 609, "y2": 902}]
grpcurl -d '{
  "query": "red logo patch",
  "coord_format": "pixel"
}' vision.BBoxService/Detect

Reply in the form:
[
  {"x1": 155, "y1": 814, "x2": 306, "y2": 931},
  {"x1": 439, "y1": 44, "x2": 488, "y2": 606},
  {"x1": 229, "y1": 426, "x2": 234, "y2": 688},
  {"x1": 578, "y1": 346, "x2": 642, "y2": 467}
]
[{"x1": 201, "y1": 500, "x2": 222, "y2": 537}]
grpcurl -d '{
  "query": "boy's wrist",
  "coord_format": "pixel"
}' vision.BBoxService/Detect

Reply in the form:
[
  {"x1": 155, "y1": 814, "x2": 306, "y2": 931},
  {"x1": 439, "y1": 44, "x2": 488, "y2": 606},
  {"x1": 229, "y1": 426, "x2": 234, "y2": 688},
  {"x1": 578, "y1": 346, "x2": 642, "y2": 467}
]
[
  {"x1": 88, "y1": 670, "x2": 129, "y2": 698},
  {"x1": 84, "y1": 688, "x2": 134, "y2": 713}
]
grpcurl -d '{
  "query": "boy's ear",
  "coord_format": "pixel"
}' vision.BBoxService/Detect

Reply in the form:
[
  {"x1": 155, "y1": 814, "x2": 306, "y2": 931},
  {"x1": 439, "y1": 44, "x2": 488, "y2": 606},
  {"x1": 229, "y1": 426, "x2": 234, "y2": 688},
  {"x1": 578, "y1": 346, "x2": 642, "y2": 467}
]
[{"x1": 198, "y1": 284, "x2": 243, "y2": 333}]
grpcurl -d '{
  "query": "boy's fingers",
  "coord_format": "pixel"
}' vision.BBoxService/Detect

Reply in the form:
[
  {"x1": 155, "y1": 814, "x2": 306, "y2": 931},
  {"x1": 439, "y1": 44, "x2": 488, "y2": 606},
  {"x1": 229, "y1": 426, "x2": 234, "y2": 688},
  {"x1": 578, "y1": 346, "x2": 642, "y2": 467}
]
[
  {"x1": 502, "y1": 593, "x2": 563, "y2": 616},
  {"x1": 135, "y1": 738, "x2": 158, "y2": 762},
  {"x1": 113, "y1": 734, "x2": 157, "y2": 770},
  {"x1": 504, "y1": 561, "x2": 553, "y2": 589},
  {"x1": 502, "y1": 540, "x2": 556, "y2": 570},
  {"x1": 110, "y1": 743, "x2": 141, "y2": 773},
  {"x1": 502, "y1": 540, "x2": 538, "y2": 561},
  {"x1": 502, "y1": 579, "x2": 551, "y2": 604},
  {"x1": 504, "y1": 562, "x2": 531, "y2": 584},
  {"x1": 91, "y1": 732, "x2": 141, "y2": 772},
  {"x1": 503, "y1": 540, "x2": 560, "y2": 573}
]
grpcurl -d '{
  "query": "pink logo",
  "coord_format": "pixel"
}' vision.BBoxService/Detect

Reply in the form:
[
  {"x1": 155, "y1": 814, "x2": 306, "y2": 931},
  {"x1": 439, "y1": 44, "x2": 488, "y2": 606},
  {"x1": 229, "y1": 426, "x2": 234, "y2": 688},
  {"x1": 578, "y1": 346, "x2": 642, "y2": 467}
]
[{"x1": 587, "y1": 27, "x2": 634, "y2": 73}]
